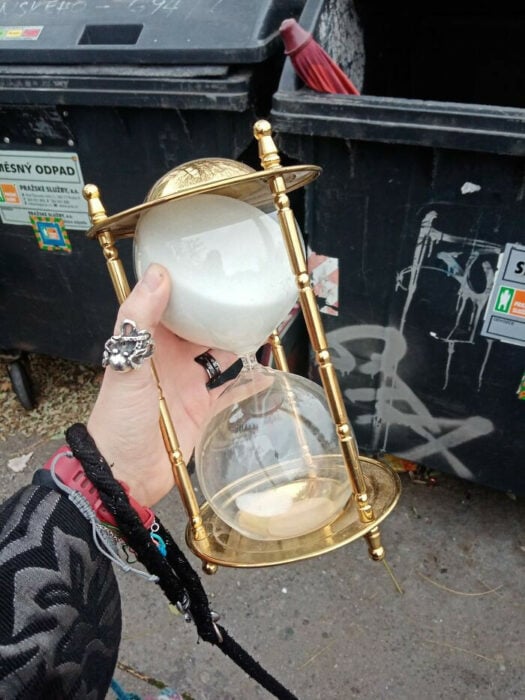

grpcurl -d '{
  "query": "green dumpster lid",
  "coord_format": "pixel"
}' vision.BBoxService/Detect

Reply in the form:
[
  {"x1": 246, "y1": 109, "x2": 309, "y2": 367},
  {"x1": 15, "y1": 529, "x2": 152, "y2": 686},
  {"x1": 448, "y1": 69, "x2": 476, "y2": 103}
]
[{"x1": 0, "y1": 0, "x2": 304, "y2": 65}]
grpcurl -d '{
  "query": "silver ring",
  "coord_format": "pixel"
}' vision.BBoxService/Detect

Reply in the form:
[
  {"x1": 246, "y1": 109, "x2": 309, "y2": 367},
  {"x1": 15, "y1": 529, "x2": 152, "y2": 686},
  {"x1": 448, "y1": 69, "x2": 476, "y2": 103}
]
[
  {"x1": 102, "y1": 319, "x2": 154, "y2": 372},
  {"x1": 194, "y1": 350, "x2": 221, "y2": 384}
]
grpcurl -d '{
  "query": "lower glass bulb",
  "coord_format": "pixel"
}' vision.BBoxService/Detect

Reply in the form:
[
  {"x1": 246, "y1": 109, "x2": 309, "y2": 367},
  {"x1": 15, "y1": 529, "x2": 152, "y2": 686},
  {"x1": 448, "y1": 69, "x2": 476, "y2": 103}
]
[{"x1": 196, "y1": 359, "x2": 353, "y2": 541}]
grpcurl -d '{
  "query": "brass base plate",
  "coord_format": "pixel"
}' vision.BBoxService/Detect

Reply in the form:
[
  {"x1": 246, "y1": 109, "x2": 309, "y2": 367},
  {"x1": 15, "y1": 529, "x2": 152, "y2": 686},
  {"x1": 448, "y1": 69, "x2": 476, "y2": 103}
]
[{"x1": 186, "y1": 457, "x2": 401, "y2": 568}]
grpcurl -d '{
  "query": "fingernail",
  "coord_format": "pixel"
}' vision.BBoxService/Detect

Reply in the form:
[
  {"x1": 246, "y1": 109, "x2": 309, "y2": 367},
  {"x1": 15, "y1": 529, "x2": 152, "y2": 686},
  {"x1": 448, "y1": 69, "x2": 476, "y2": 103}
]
[{"x1": 141, "y1": 264, "x2": 164, "y2": 292}]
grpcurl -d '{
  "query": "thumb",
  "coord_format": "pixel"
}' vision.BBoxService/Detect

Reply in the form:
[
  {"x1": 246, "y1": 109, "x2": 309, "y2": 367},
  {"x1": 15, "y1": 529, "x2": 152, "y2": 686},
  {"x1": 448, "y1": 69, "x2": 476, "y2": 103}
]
[
  {"x1": 87, "y1": 263, "x2": 172, "y2": 499},
  {"x1": 116, "y1": 263, "x2": 171, "y2": 335}
]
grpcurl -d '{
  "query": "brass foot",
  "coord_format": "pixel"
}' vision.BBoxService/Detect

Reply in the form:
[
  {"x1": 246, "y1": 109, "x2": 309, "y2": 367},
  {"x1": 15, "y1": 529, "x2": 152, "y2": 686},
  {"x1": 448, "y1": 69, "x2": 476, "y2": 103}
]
[{"x1": 365, "y1": 525, "x2": 385, "y2": 561}]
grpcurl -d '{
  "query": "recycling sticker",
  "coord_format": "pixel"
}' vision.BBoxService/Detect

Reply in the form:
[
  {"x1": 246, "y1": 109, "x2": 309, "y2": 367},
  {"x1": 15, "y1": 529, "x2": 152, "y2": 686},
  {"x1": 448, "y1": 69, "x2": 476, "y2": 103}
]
[{"x1": 482, "y1": 243, "x2": 525, "y2": 345}]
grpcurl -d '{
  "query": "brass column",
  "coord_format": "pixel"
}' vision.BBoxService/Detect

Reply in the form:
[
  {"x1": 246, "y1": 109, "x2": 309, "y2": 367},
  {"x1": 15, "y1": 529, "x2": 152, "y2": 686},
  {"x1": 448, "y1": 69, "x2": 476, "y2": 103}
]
[
  {"x1": 82, "y1": 185, "x2": 208, "y2": 546},
  {"x1": 253, "y1": 121, "x2": 385, "y2": 560}
]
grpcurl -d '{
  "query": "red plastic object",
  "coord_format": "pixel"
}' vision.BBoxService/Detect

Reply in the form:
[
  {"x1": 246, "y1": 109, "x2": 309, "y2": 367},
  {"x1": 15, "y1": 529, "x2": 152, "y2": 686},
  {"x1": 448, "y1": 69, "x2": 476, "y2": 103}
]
[
  {"x1": 44, "y1": 445, "x2": 155, "y2": 529},
  {"x1": 280, "y1": 18, "x2": 360, "y2": 95}
]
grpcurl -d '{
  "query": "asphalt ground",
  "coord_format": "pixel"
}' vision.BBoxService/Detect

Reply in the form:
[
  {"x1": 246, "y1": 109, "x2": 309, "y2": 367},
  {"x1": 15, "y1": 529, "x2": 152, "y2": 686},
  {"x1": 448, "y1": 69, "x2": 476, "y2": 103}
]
[{"x1": 1, "y1": 354, "x2": 523, "y2": 700}]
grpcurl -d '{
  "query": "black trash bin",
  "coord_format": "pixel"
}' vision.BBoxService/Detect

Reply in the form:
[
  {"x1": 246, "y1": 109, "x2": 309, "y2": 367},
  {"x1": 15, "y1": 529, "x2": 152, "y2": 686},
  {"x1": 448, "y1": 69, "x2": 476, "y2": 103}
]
[
  {"x1": 0, "y1": 0, "x2": 306, "y2": 401},
  {"x1": 272, "y1": 0, "x2": 525, "y2": 493}
]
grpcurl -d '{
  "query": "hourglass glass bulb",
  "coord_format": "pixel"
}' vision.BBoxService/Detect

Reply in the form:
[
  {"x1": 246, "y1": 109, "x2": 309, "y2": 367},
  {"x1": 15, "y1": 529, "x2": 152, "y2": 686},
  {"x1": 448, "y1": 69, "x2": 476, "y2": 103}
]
[
  {"x1": 133, "y1": 188, "x2": 354, "y2": 543},
  {"x1": 196, "y1": 363, "x2": 353, "y2": 541},
  {"x1": 134, "y1": 193, "x2": 298, "y2": 355}
]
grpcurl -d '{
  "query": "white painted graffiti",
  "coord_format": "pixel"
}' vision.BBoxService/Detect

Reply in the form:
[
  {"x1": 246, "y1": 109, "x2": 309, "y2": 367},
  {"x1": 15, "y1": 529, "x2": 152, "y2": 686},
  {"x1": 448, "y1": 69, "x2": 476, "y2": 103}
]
[
  {"x1": 324, "y1": 211, "x2": 499, "y2": 478},
  {"x1": 327, "y1": 324, "x2": 494, "y2": 480},
  {"x1": 396, "y1": 210, "x2": 501, "y2": 389}
]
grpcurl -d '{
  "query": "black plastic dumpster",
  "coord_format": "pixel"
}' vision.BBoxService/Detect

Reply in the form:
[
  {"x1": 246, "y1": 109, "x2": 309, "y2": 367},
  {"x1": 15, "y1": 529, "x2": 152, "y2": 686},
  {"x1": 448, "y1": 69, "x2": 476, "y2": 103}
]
[
  {"x1": 272, "y1": 0, "x2": 525, "y2": 494},
  {"x1": 0, "y1": 0, "x2": 306, "y2": 403}
]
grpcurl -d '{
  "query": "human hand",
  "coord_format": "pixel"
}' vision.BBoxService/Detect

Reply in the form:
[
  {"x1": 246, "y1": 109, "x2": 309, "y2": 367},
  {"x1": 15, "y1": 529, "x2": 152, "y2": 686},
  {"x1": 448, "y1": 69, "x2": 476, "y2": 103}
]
[{"x1": 87, "y1": 263, "x2": 237, "y2": 507}]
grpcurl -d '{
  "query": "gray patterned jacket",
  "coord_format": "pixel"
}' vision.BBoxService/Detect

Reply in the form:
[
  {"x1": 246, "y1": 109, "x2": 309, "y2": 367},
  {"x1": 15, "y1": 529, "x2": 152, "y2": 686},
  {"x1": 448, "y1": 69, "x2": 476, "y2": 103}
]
[{"x1": 0, "y1": 484, "x2": 121, "y2": 699}]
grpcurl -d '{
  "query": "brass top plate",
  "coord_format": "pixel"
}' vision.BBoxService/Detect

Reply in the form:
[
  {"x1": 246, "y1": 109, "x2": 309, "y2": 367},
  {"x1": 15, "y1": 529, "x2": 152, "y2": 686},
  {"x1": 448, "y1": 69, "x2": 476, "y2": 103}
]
[{"x1": 86, "y1": 163, "x2": 321, "y2": 240}]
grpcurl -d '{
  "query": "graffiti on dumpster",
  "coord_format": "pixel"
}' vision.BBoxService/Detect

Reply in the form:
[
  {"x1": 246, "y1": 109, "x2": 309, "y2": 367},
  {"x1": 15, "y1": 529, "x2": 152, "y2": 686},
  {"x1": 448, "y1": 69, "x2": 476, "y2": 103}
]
[
  {"x1": 322, "y1": 210, "x2": 501, "y2": 479},
  {"x1": 327, "y1": 324, "x2": 494, "y2": 481},
  {"x1": 395, "y1": 210, "x2": 502, "y2": 390}
]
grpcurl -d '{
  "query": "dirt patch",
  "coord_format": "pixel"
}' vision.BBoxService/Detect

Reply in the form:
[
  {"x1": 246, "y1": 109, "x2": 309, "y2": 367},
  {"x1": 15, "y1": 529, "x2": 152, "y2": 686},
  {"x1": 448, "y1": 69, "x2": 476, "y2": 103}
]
[{"x1": 0, "y1": 354, "x2": 102, "y2": 442}]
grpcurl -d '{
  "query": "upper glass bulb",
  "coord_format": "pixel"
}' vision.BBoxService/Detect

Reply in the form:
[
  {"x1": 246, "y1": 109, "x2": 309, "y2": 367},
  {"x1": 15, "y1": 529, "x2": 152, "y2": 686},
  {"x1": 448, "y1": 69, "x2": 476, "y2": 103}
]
[{"x1": 134, "y1": 193, "x2": 298, "y2": 355}]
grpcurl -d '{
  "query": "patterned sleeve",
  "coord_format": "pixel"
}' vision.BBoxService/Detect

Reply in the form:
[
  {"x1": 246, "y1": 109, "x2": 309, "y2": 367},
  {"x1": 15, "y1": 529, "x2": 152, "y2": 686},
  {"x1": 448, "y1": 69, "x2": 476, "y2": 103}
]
[{"x1": 0, "y1": 484, "x2": 122, "y2": 700}]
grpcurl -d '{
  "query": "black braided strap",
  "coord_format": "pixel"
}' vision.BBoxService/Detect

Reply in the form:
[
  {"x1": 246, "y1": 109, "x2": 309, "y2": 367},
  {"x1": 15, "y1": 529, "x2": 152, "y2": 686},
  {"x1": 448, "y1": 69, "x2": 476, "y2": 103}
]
[
  {"x1": 157, "y1": 522, "x2": 298, "y2": 700},
  {"x1": 65, "y1": 424, "x2": 188, "y2": 609},
  {"x1": 65, "y1": 423, "x2": 298, "y2": 700}
]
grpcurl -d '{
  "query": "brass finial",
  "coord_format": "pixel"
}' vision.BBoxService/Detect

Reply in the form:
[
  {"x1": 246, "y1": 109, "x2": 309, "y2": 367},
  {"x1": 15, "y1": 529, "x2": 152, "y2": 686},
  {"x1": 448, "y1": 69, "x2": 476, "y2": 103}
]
[
  {"x1": 253, "y1": 120, "x2": 281, "y2": 170},
  {"x1": 202, "y1": 562, "x2": 218, "y2": 576},
  {"x1": 83, "y1": 184, "x2": 108, "y2": 226}
]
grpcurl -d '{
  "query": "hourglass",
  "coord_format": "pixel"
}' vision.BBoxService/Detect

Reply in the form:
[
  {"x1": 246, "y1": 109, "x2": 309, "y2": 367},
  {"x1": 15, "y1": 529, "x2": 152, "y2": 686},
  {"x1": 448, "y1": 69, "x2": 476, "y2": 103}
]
[{"x1": 84, "y1": 120, "x2": 400, "y2": 572}]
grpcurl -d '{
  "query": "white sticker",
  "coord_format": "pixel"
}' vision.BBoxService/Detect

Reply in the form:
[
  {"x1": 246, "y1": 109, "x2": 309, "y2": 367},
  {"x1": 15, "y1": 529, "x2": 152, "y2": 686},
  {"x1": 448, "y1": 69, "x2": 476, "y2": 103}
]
[
  {"x1": 308, "y1": 247, "x2": 339, "y2": 316},
  {"x1": 481, "y1": 242, "x2": 525, "y2": 346},
  {"x1": 0, "y1": 150, "x2": 90, "y2": 230},
  {"x1": 0, "y1": 26, "x2": 43, "y2": 41}
]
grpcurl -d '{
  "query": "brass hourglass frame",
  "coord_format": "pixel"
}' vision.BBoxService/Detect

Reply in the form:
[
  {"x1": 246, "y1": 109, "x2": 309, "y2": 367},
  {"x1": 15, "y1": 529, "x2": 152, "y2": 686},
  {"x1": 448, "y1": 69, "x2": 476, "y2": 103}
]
[{"x1": 83, "y1": 120, "x2": 400, "y2": 573}]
